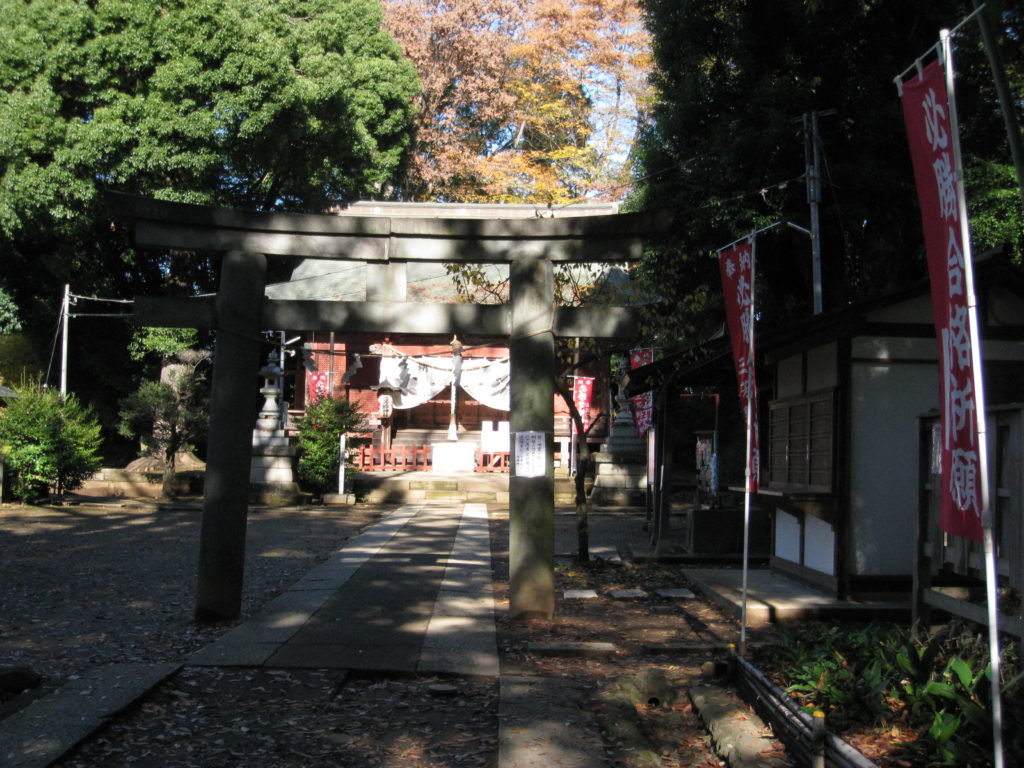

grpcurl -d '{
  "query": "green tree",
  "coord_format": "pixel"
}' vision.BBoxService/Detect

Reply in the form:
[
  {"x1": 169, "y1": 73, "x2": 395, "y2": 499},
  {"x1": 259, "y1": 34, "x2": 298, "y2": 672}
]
[
  {"x1": 0, "y1": 287, "x2": 21, "y2": 334},
  {"x1": 128, "y1": 328, "x2": 200, "y2": 365},
  {"x1": 0, "y1": 0, "x2": 419, "y2": 429},
  {"x1": 0, "y1": 384, "x2": 102, "y2": 501},
  {"x1": 295, "y1": 396, "x2": 363, "y2": 497},
  {"x1": 118, "y1": 349, "x2": 209, "y2": 498},
  {"x1": 631, "y1": 0, "x2": 1023, "y2": 346}
]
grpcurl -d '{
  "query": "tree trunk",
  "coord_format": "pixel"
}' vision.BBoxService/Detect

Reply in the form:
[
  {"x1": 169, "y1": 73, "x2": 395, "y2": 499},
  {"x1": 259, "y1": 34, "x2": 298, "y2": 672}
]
[
  {"x1": 554, "y1": 376, "x2": 591, "y2": 563},
  {"x1": 161, "y1": 436, "x2": 178, "y2": 499}
]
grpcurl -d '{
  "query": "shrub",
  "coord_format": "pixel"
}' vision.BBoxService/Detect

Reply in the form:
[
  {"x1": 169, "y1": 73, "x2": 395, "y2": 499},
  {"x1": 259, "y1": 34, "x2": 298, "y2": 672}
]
[
  {"x1": 294, "y1": 396, "x2": 362, "y2": 496},
  {"x1": 118, "y1": 356, "x2": 208, "y2": 498},
  {"x1": 0, "y1": 384, "x2": 103, "y2": 501},
  {"x1": 757, "y1": 621, "x2": 1023, "y2": 766}
]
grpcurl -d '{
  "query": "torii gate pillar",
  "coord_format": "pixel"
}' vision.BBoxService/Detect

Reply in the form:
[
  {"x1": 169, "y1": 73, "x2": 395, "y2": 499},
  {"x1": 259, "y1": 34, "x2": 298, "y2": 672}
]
[
  {"x1": 196, "y1": 251, "x2": 266, "y2": 621},
  {"x1": 509, "y1": 255, "x2": 555, "y2": 618}
]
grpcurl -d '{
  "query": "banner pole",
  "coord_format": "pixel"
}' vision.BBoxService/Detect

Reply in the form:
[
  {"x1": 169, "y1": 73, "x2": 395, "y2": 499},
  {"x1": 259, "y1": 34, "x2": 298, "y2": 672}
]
[
  {"x1": 740, "y1": 238, "x2": 757, "y2": 653},
  {"x1": 942, "y1": 29, "x2": 1003, "y2": 768},
  {"x1": 741, "y1": 399, "x2": 752, "y2": 651}
]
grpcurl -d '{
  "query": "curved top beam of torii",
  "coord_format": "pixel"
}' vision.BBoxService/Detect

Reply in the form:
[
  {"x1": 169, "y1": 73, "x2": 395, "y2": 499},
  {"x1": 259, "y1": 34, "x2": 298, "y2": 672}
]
[
  {"x1": 108, "y1": 191, "x2": 671, "y2": 339},
  {"x1": 108, "y1": 191, "x2": 668, "y2": 263}
]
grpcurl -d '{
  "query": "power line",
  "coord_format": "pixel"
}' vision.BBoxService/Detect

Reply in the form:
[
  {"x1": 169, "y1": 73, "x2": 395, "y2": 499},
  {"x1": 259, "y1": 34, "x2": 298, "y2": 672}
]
[{"x1": 70, "y1": 294, "x2": 134, "y2": 304}]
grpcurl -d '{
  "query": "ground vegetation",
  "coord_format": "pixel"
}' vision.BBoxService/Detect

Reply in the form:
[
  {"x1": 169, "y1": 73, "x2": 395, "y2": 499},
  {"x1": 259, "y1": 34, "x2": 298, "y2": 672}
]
[
  {"x1": 294, "y1": 396, "x2": 364, "y2": 497},
  {"x1": 0, "y1": 383, "x2": 102, "y2": 501}
]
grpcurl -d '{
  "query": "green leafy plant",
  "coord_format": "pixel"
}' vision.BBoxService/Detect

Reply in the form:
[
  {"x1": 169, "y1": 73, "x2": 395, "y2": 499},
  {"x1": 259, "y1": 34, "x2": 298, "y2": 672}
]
[
  {"x1": 758, "y1": 622, "x2": 1023, "y2": 766},
  {"x1": 0, "y1": 383, "x2": 102, "y2": 501},
  {"x1": 294, "y1": 396, "x2": 363, "y2": 497}
]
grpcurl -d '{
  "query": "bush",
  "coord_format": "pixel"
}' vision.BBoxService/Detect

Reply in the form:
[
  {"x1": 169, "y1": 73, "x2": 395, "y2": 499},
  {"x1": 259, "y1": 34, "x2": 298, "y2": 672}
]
[
  {"x1": 294, "y1": 396, "x2": 363, "y2": 496},
  {"x1": 0, "y1": 384, "x2": 103, "y2": 501},
  {"x1": 118, "y1": 358, "x2": 208, "y2": 498},
  {"x1": 757, "y1": 621, "x2": 1023, "y2": 766}
]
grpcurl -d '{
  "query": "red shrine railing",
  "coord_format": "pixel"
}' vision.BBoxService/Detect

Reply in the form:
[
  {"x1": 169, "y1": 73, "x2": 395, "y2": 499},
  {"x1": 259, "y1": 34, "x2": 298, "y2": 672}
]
[
  {"x1": 351, "y1": 445, "x2": 510, "y2": 473},
  {"x1": 353, "y1": 444, "x2": 431, "y2": 471},
  {"x1": 475, "y1": 451, "x2": 509, "y2": 472}
]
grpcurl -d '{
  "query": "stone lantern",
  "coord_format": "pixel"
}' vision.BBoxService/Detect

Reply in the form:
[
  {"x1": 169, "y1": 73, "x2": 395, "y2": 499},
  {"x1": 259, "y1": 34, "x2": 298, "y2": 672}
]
[{"x1": 250, "y1": 352, "x2": 299, "y2": 502}]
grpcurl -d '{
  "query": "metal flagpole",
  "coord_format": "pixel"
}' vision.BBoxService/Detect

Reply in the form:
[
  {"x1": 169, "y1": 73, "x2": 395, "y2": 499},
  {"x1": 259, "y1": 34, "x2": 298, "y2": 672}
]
[
  {"x1": 740, "y1": 237, "x2": 756, "y2": 653},
  {"x1": 942, "y1": 29, "x2": 1004, "y2": 768},
  {"x1": 60, "y1": 284, "x2": 70, "y2": 395}
]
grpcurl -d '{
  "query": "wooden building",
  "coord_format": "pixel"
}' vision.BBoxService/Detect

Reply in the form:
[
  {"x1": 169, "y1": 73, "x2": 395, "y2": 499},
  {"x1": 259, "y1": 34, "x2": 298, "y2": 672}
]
[{"x1": 628, "y1": 253, "x2": 1024, "y2": 603}]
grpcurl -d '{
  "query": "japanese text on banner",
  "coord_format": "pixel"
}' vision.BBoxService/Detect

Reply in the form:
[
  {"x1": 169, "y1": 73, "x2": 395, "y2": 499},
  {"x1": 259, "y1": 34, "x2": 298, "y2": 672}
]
[
  {"x1": 630, "y1": 349, "x2": 654, "y2": 436},
  {"x1": 899, "y1": 58, "x2": 983, "y2": 541},
  {"x1": 572, "y1": 376, "x2": 595, "y2": 434},
  {"x1": 719, "y1": 240, "x2": 760, "y2": 493},
  {"x1": 307, "y1": 372, "x2": 330, "y2": 403}
]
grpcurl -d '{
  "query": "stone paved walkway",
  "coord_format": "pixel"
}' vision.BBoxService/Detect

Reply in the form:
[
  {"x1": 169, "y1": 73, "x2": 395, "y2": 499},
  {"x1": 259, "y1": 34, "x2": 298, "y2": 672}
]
[{"x1": 1, "y1": 501, "x2": 498, "y2": 767}]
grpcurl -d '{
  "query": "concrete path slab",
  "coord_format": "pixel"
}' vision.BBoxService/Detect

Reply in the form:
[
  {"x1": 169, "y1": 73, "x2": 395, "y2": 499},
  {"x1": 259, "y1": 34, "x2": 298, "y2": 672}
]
[
  {"x1": 191, "y1": 502, "x2": 499, "y2": 676},
  {"x1": 273, "y1": 504, "x2": 462, "y2": 671},
  {"x1": 685, "y1": 568, "x2": 910, "y2": 626},
  {"x1": 0, "y1": 663, "x2": 179, "y2": 768},
  {"x1": 190, "y1": 504, "x2": 421, "y2": 666},
  {"x1": 419, "y1": 504, "x2": 499, "y2": 677}
]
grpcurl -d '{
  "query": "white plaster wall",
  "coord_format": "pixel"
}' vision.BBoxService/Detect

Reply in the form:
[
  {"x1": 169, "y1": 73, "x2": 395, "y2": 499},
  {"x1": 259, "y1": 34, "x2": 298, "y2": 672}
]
[
  {"x1": 852, "y1": 336, "x2": 937, "y2": 361},
  {"x1": 804, "y1": 514, "x2": 835, "y2": 575},
  {"x1": 853, "y1": 334, "x2": 1024, "y2": 363},
  {"x1": 775, "y1": 509, "x2": 801, "y2": 563},
  {"x1": 849, "y1": 361, "x2": 938, "y2": 575},
  {"x1": 806, "y1": 343, "x2": 838, "y2": 391}
]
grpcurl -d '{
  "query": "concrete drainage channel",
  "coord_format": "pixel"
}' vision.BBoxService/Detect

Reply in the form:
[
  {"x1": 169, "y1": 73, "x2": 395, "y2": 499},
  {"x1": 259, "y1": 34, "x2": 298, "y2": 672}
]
[
  {"x1": 688, "y1": 652, "x2": 880, "y2": 768},
  {"x1": 552, "y1": 643, "x2": 883, "y2": 768},
  {"x1": 732, "y1": 655, "x2": 879, "y2": 768}
]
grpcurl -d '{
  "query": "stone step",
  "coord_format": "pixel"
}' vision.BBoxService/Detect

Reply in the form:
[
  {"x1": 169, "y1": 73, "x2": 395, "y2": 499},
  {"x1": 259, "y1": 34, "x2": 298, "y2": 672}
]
[
  {"x1": 589, "y1": 487, "x2": 647, "y2": 506},
  {"x1": 592, "y1": 476, "x2": 647, "y2": 490},
  {"x1": 595, "y1": 463, "x2": 648, "y2": 476}
]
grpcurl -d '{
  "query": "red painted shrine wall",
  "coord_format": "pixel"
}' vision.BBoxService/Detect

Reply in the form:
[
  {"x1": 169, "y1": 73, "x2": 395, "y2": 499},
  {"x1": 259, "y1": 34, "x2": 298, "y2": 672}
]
[{"x1": 291, "y1": 332, "x2": 608, "y2": 440}]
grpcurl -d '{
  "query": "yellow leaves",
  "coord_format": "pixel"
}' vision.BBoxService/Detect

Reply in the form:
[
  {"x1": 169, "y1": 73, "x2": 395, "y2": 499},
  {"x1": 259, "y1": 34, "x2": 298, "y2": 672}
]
[{"x1": 382, "y1": 0, "x2": 651, "y2": 203}]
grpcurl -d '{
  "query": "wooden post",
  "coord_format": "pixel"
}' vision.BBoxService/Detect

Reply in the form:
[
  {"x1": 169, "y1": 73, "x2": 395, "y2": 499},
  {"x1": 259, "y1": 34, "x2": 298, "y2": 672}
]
[
  {"x1": 195, "y1": 250, "x2": 266, "y2": 622},
  {"x1": 509, "y1": 254, "x2": 555, "y2": 619}
]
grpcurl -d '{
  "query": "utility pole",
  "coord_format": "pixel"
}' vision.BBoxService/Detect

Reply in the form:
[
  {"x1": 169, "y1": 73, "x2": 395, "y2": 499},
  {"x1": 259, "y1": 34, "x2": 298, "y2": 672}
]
[
  {"x1": 804, "y1": 112, "x2": 825, "y2": 315},
  {"x1": 60, "y1": 284, "x2": 70, "y2": 394}
]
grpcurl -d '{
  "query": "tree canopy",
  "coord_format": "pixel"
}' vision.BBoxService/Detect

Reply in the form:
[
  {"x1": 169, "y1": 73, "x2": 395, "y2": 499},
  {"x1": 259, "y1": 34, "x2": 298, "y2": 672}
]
[
  {"x1": 631, "y1": 0, "x2": 1024, "y2": 346},
  {"x1": 383, "y1": 0, "x2": 651, "y2": 203},
  {"x1": 0, "y1": 0, "x2": 419, "y2": 436}
]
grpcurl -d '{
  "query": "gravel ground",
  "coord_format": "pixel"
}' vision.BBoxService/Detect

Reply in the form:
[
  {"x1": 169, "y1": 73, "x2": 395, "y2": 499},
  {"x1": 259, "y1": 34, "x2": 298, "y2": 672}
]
[
  {"x1": 1, "y1": 499, "x2": 788, "y2": 768},
  {"x1": 0, "y1": 500, "x2": 387, "y2": 689}
]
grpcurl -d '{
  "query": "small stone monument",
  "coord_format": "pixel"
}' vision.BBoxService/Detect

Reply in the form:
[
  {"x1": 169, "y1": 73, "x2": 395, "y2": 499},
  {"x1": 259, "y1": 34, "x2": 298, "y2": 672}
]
[
  {"x1": 250, "y1": 354, "x2": 300, "y2": 503},
  {"x1": 589, "y1": 389, "x2": 649, "y2": 506}
]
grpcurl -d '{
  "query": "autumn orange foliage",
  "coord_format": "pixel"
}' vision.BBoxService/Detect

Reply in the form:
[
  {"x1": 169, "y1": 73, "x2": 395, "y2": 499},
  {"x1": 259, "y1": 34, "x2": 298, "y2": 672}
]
[{"x1": 382, "y1": 0, "x2": 651, "y2": 204}]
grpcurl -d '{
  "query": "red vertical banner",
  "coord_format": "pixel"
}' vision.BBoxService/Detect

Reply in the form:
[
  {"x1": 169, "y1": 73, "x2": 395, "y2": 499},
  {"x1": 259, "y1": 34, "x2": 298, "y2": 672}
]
[
  {"x1": 630, "y1": 349, "x2": 654, "y2": 436},
  {"x1": 307, "y1": 372, "x2": 329, "y2": 403},
  {"x1": 572, "y1": 376, "x2": 595, "y2": 434},
  {"x1": 719, "y1": 238, "x2": 760, "y2": 492},
  {"x1": 900, "y1": 59, "x2": 983, "y2": 542}
]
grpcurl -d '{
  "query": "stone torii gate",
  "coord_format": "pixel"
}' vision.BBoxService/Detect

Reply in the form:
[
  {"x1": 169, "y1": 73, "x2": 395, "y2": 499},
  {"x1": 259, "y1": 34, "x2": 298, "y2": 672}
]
[{"x1": 108, "y1": 192, "x2": 665, "y2": 621}]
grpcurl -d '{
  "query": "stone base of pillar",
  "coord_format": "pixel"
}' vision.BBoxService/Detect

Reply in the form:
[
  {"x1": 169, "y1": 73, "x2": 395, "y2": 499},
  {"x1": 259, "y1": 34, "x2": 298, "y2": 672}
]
[{"x1": 250, "y1": 429, "x2": 301, "y2": 504}]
